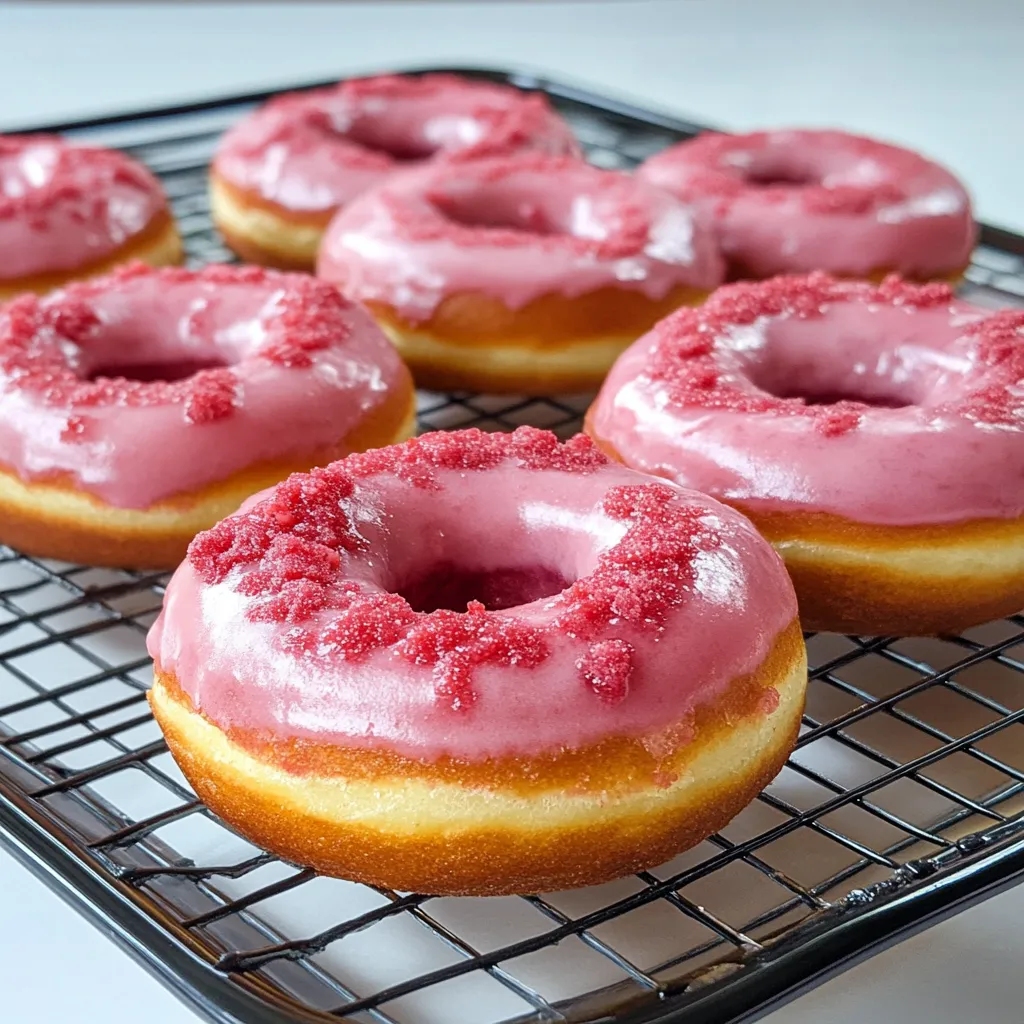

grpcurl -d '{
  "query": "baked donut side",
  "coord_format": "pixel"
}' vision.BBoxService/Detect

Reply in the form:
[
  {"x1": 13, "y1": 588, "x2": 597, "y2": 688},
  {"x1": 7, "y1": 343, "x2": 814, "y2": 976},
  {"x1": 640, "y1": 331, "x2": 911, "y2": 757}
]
[
  {"x1": 0, "y1": 264, "x2": 415, "y2": 569},
  {"x1": 209, "y1": 176, "x2": 330, "y2": 272},
  {"x1": 150, "y1": 623, "x2": 804, "y2": 896},
  {"x1": 318, "y1": 155, "x2": 724, "y2": 394},
  {"x1": 0, "y1": 135, "x2": 182, "y2": 299},
  {"x1": 587, "y1": 274, "x2": 1024, "y2": 636},
  {"x1": 637, "y1": 130, "x2": 975, "y2": 282},
  {"x1": 739, "y1": 511, "x2": 1024, "y2": 637},
  {"x1": 148, "y1": 429, "x2": 805, "y2": 895},
  {"x1": 211, "y1": 73, "x2": 579, "y2": 270}
]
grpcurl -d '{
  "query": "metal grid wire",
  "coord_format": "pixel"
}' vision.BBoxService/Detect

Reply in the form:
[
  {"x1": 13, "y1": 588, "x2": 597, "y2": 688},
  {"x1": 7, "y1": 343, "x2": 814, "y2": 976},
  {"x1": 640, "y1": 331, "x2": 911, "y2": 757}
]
[{"x1": 2, "y1": 71, "x2": 1024, "y2": 1024}]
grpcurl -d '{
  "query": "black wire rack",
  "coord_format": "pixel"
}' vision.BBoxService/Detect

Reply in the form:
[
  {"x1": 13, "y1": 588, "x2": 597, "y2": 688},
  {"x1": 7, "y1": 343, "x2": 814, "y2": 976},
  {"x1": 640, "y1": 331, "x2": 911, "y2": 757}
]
[{"x1": 2, "y1": 67, "x2": 1024, "y2": 1024}]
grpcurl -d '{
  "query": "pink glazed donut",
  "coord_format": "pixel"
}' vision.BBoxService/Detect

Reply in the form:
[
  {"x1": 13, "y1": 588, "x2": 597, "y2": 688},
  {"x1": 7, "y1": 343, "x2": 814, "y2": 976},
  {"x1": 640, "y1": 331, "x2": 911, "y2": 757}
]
[
  {"x1": 210, "y1": 73, "x2": 580, "y2": 270},
  {"x1": 586, "y1": 273, "x2": 1024, "y2": 636},
  {"x1": 0, "y1": 263, "x2": 415, "y2": 569},
  {"x1": 147, "y1": 427, "x2": 806, "y2": 895},
  {"x1": 317, "y1": 153, "x2": 724, "y2": 394},
  {"x1": 0, "y1": 135, "x2": 182, "y2": 299},
  {"x1": 637, "y1": 130, "x2": 976, "y2": 281}
]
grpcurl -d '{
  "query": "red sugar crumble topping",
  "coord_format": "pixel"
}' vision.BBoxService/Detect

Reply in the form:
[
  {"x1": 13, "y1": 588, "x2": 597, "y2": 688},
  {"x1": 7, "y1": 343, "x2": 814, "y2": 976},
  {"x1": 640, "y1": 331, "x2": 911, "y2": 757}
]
[
  {"x1": 645, "y1": 272, "x2": 966, "y2": 437},
  {"x1": 956, "y1": 309, "x2": 1024, "y2": 425},
  {"x1": 343, "y1": 426, "x2": 608, "y2": 490},
  {"x1": 577, "y1": 639, "x2": 634, "y2": 706},
  {"x1": 259, "y1": 274, "x2": 352, "y2": 368},
  {"x1": 0, "y1": 263, "x2": 354, "y2": 423},
  {"x1": 396, "y1": 602, "x2": 550, "y2": 712},
  {"x1": 59, "y1": 414, "x2": 89, "y2": 442},
  {"x1": 556, "y1": 483, "x2": 714, "y2": 638},
  {"x1": 188, "y1": 434, "x2": 712, "y2": 711}
]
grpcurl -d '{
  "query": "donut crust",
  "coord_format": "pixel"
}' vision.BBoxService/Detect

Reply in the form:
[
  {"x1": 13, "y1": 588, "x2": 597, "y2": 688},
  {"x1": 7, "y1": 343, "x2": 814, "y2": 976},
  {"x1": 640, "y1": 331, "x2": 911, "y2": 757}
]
[
  {"x1": 149, "y1": 620, "x2": 806, "y2": 896},
  {"x1": 0, "y1": 211, "x2": 183, "y2": 301},
  {"x1": 740, "y1": 507, "x2": 1024, "y2": 636},
  {"x1": 364, "y1": 285, "x2": 710, "y2": 395},
  {"x1": 0, "y1": 386, "x2": 416, "y2": 570},
  {"x1": 210, "y1": 175, "x2": 330, "y2": 271}
]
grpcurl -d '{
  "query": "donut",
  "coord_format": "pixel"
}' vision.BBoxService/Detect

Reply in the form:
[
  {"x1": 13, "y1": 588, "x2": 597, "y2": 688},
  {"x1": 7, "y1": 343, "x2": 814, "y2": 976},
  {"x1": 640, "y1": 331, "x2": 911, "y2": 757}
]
[
  {"x1": 317, "y1": 154, "x2": 725, "y2": 394},
  {"x1": 147, "y1": 427, "x2": 806, "y2": 896},
  {"x1": 210, "y1": 73, "x2": 579, "y2": 270},
  {"x1": 0, "y1": 263, "x2": 415, "y2": 570},
  {"x1": 0, "y1": 135, "x2": 182, "y2": 300},
  {"x1": 637, "y1": 130, "x2": 975, "y2": 282},
  {"x1": 586, "y1": 273, "x2": 1024, "y2": 636}
]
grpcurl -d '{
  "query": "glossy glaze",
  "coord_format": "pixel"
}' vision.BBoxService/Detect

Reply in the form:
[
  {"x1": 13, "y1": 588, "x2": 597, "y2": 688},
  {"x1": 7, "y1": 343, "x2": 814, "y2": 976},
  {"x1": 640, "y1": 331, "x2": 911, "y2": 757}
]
[
  {"x1": 0, "y1": 135, "x2": 168, "y2": 280},
  {"x1": 0, "y1": 264, "x2": 408, "y2": 508},
  {"x1": 588, "y1": 275, "x2": 1024, "y2": 526},
  {"x1": 638, "y1": 130, "x2": 975, "y2": 278},
  {"x1": 213, "y1": 73, "x2": 579, "y2": 214},
  {"x1": 317, "y1": 154, "x2": 724, "y2": 319},
  {"x1": 148, "y1": 431, "x2": 797, "y2": 761}
]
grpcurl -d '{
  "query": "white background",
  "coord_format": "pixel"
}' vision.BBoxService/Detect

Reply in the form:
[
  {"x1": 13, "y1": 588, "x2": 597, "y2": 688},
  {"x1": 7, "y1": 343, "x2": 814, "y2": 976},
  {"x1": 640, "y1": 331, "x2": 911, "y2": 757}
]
[{"x1": 1, "y1": 2, "x2": 1023, "y2": 1022}]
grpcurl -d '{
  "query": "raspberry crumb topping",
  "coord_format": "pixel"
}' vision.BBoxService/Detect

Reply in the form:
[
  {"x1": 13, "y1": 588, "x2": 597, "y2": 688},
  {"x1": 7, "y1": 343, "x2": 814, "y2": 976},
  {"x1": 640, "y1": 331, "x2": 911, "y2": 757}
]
[
  {"x1": 396, "y1": 602, "x2": 550, "y2": 711},
  {"x1": 59, "y1": 414, "x2": 89, "y2": 443},
  {"x1": 259, "y1": 275, "x2": 352, "y2": 368},
  {"x1": 182, "y1": 369, "x2": 240, "y2": 425},
  {"x1": 645, "y1": 272, "x2": 964, "y2": 437},
  {"x1": 188, "y1": 431, "x2": 715, "y2": 712},
  {"x1": 957, "y1": 309, "x2": 1024, "y2": 425},
  {"x1": 343, "y1": 426, "x2": 608, "y2": 490},
  {"x1": 557, "y1": 483, "x2": 713, "y2": 638},
  {"x1": 577, "y1": 639, "x2": 634, "y2": 705}
]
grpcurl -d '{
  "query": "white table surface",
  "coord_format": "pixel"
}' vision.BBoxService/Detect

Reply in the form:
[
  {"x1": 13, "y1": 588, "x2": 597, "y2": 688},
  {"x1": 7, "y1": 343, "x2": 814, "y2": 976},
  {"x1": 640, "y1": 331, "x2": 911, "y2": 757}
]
[{"x1": 1, "y1": 2, "x2": 1023, "y2": 1021}]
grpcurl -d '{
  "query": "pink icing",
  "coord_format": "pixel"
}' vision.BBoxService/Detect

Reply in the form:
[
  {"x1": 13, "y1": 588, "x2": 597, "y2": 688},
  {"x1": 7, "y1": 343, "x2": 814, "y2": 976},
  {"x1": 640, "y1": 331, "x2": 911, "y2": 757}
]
[
  {"x1": 0, "y1": 263, "x2": 408, "y2": 509},
  {"x1": 587, "y1": 274, "x2": 1024, "y2": 527},
  {"x1": 213, "y1": 73, "x2": 579, "y2": 214},
  {"x1": 0, "y1": 135, "x2": 168, "y2": 281},
  {"x1": 637, "y1": 130, "x2": 976, "y2": 279},
  {"x1": 316, "y1": 154, "x2": 724, "y2": 319},
  {"x1": 147, "y1": 428, "x2": 797, "y2": 761}
]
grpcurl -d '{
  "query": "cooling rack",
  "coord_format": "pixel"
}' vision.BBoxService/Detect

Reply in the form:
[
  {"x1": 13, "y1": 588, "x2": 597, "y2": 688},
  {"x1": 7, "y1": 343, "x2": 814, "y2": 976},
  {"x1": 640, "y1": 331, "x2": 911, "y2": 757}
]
[{"x1": 2, "y1": 67, "x2": 1024, "y2": 1024}]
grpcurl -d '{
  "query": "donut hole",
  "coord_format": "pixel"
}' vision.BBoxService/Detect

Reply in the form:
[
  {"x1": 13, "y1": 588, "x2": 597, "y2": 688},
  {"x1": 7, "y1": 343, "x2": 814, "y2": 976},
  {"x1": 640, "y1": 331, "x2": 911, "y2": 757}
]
[
  {"x1": 342, "y1": 117, "x2": 440, "y2": 162},
  {"x1": 86, "y1": 356, "x2": 229, "y2": 383},
  {"x1": 64, "y1": 278, "x2": 288, "y2": 386},
  {"x1": 739, "y1": 152, "x2": 821, "y2": 188},
  {"x1": 738, "y1": 311, "x2": 962, "y2": 410},
  {"x1": 761, "y1": 383, "x2": 913, "y2": 408},
  {"x1": 342, "y1": 110, "x2": 490, "y2": 163},
  {"x1": 398, "y1": 562, "x2": 570, "y2": 613},
  {"x1": 429, "y1": 190, "x2": 563, "y2": 236},
  {"x1": 361, "y1": 470, "x2": 619, "y2": 615},
  {"x1": 743, "y1": 166, "x2": 818, "y2": 188},
  {"x1": 747, "y1": 355, "x2": 917, "y2": 409}
]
